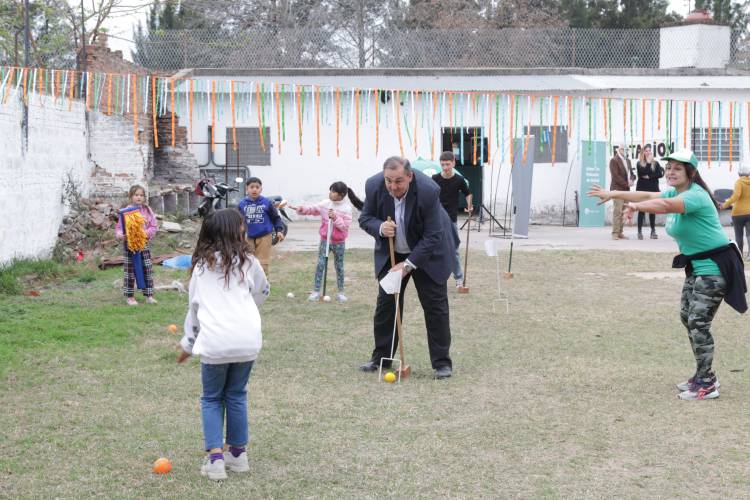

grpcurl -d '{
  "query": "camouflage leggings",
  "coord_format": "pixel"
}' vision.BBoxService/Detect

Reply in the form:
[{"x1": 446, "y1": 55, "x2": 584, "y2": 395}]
[{"x1": 680, "y1": 275, "x2": 726, "y2": 383}]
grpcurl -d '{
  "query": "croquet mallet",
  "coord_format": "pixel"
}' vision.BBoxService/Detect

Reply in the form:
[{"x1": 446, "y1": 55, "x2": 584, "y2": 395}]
[
  {"x1": 320, "y1": 213, "x2": 334, "y2": 301},
  {"x1": 457, "y1": 218, "x2": 471, "y2": 293},
  {"x1": 380, "y1": 216, "x2": 411, "y2": 380}
]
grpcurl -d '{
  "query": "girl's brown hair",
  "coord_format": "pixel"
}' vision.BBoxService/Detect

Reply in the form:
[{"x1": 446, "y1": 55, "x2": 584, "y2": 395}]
[
  {"x1": 684, "y1": 163, "x2": 720, "y2": 211},
  {"x1": 190, "y1": 208, "x2": 254, "y2": 287},
  {"x1": 128, "y1": 185, "x2": 146, "y2": 199}
]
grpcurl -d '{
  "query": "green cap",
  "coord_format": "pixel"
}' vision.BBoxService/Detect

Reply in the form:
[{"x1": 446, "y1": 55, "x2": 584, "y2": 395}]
[{"x1": 663, "y1": 149, "x2": 698, "y2": 169}]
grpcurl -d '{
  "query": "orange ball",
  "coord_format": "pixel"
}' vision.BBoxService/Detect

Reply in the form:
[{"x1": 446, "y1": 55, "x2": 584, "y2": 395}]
[
  {"x1": 153, "y1": 458, "x2": 172, "y2": 474},
  {"x1": 168, "y1": 324, "x2": 178, "y2": 333}
]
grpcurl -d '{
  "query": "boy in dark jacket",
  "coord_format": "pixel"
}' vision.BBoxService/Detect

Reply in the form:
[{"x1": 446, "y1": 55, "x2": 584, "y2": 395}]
[{"x1": 237, "y1": 177, "x2": 285, "y2": 275}]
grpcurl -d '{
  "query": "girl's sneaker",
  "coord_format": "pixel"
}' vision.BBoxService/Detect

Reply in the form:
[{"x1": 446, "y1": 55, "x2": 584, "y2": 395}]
[
  {"x1": 126, "y1": 297, "x2": 138, "y2": 306},
  {"x1": 676, "y1": 375, "x2": 720, "y2": 392},
  {"x1": 200, "y1": 455, "x2": 228, "y2": 481},
  {"x1": 308, "y1": 292, "x2": 320, "y2": 302},
  {"x1": 678, "y1": 382, "x2": 719, "y2": 401},
  {"x1": 336, "y1": 293, "x2": 348, "y2": 302},
  {"x1": 225, "y1": 450, "x2": 250, "y2": 473},
  {"x1": 146, "y1": 296, "x2": 158, "y2": 304}
]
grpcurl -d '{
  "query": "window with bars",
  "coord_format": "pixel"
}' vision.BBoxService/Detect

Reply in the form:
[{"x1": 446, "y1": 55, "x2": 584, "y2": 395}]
[
  {"x1": 523, "y1": 126, "x2": 568, "y2": 163},
  {"x1": 690, "y1": 128, "x2": 742, "y2": 162},
  {"x1": 225, "y1": 127, "x2": 272, "y2": 167}
]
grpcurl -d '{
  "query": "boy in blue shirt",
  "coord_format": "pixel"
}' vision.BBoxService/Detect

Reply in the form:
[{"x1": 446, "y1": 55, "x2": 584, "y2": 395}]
[{"x1": 237, "y1": 177, "x2": 285, "y2": 276}]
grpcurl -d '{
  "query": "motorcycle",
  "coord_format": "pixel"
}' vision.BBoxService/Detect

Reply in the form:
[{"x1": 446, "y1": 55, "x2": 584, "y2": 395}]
[{"x1": 195, "y1": 178, "x2": 289, "y2": 245}]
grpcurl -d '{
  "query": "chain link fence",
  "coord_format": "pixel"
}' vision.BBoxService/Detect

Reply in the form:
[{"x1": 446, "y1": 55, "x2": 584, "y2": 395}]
[{"x1": 131, "y1": 27, "x2": 749, "y2": 71}]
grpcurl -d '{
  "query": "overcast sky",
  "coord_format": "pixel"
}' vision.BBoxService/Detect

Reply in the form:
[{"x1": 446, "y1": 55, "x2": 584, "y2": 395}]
[{"x1": 90, "y1": 0, "x2": 696, "y2": 62}]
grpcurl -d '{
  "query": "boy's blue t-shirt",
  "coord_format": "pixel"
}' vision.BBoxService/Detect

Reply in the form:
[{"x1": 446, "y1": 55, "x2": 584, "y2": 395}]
[
  {"x1": 237, "y1": 196, "x2": 283, "y2": 238},
  {"x1": 661, "y1": 183, "x2": 729, "y2": 276}
]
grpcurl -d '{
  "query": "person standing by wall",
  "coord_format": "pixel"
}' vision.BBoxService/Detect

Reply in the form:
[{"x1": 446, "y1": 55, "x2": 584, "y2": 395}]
[
  {"x1": 721, "y1": 165, "x2": 750, "y2": 259},
  {"x1": 609, "y1": 146, "x2": 636, "y2": 240},
  {"x1": 636, "y1": 145, "x2": 664, "y2": 240},
  {"x1": 432, "y1": 151, "x2": 473, "y2": 289}
]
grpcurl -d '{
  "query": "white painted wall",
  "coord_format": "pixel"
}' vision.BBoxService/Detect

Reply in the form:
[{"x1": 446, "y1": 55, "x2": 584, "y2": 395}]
[
  {"x1": 0, "y1": 94, "x2": 154, "y2": 265},
  {"x1": 0, "y1": 96, "x2": 90, "y2": 265},
  {"x1": 660, "y1": 24, "x2": 731, "y2": 69},
  {"x1": 175, "y1": 78, "x2": 749, "y2": 225}
]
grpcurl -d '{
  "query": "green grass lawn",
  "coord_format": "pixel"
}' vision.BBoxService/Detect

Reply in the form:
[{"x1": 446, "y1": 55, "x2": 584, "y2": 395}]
[{"x1": 1, "y1": 248, "x2": 749, "y2": 498}]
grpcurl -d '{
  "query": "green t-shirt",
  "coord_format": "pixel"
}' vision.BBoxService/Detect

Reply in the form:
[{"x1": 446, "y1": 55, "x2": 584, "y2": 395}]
[{"x1": 662, "y1": 183, "x2": 728, "y2": 276}]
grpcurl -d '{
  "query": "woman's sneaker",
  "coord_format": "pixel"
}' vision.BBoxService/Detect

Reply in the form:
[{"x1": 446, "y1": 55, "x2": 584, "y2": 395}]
[
  {"x1": 307, "y1": 292, "x2": 320, "y2": 302},
  {"x1": 336, "y1": 293, "x2": 348, "y2": 302},
  {"x1": 126, "y1": 297, "x2": 137, "y2": 306},
  {"x1": 678, "y1": 382, "x2": 719, "y2": 400},
  {"x1": 676, "y1": 375, "x2": 720, "y2": 392},
  {"x1": 200, "y1": 454, "x2": 228, "y2": 480},
  {"x1": 146, "y1": 296, "x2": 158, "y2": 304},
  {"x1": 225, "y1": 448, "x2": 250, "y2": 473}
]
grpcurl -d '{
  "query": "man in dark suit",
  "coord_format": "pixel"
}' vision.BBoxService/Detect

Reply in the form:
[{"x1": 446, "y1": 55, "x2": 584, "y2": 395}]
[
  {"x1": 358, "y1": 156, "x2": 458, "y2": 379},
  {"x1": 609, "y1": 146, "x2": 636, "y2": 240}
]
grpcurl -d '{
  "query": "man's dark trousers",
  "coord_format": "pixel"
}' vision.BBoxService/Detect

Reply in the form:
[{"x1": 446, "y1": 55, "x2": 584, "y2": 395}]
[{"x1": 371, "y1": 253, "x2": 452, "y2": 370}]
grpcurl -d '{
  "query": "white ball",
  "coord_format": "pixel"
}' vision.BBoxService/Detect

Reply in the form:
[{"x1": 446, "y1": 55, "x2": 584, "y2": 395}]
[
  {"x1": 286, "y1": 292, "x2": 295, "y2": 299},
  {"x1": 323, "y1": 295, "x2": 331, "y2": 302}
]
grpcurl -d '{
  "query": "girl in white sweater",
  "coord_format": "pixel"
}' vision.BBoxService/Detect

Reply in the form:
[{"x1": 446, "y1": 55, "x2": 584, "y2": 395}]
[{"x1": 177, "y1": 208, "x2": 269, "y2": 480}]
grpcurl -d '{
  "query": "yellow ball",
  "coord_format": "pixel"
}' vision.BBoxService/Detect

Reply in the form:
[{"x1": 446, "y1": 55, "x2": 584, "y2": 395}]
[{"x1": 383, "y1": 372, "x2": 397, "y2": 383}]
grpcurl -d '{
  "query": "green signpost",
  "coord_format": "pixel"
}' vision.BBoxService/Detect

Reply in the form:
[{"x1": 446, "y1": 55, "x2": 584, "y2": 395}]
[{"x1": 578, "y1": 141, "x2": 607, "y2": 227}]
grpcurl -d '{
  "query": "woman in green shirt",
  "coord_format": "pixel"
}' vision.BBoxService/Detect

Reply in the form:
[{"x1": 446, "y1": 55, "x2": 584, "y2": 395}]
[{"x1": 588, "y1": 149, "x2": 732, "y2": 401}]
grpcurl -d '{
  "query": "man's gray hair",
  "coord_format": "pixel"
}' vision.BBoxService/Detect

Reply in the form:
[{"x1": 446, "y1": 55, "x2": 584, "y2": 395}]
[{"x1": 383, "y1": 156, "x2": 412, "y2": 174}]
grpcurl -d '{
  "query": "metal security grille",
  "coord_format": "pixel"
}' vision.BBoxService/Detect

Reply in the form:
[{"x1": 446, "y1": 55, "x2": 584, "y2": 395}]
[
  {"x1": 523, "y1": 126, "x2": 569, "y2": 163},
  {"x1": 226, "y1": 127, "x2": 271, "y2": 167},
  {"x1": 129, "y1": 28, "x2": 750, "y2": 71},
  {"x1": 691, "y1": 128, "x2": 742, "y2": 162}
]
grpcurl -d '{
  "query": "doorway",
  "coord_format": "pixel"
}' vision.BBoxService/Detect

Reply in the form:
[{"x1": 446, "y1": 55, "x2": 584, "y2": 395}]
[{"x1": 440, "y1": 127, "x2": 485, "y2": 211}]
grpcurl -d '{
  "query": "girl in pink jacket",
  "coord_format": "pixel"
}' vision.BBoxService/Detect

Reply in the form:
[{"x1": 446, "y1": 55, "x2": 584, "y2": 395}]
[{"x1": 292, "y1": 182, "x2": 363, "y2": 302}]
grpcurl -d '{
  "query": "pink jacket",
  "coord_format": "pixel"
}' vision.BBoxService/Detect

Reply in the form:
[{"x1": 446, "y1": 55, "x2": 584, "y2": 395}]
[
  {"x1": 296, "y1": 200, "x2": 353, "y2": 244},
  {"x1": 115, "y1": 204, "x2": 159, "y2": 240}
]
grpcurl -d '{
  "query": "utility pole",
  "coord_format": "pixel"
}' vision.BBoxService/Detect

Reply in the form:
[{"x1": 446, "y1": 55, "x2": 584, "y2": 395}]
[{"x1": 22, "y1": 0, "x2": 30, "y2": 151}]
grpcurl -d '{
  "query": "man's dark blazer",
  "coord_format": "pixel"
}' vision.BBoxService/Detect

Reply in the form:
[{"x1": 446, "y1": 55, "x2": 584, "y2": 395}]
[{"x1": 359, "y1": 169, "x2": 459, "y2": 284}]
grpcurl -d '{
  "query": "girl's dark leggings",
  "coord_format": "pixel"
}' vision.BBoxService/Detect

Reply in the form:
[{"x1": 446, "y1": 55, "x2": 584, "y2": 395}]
[
  {"x1": 732, "y1": 214, "x2": 750, "y2": 255},
  {"x1": 638, "y1": 211, "x2": 656, "y2": 232}
]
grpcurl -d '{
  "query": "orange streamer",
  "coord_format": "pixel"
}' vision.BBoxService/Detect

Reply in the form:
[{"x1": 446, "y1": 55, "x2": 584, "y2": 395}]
[
  {"x1": 68, "y1": 70, "x2": 74, "y2": 110},
  {"x1": 314, "y1": 86, "x2": 320, "y2": 157},
  {"x1": 355, "y1": 89, "x2": 360, "y2": 159},
  {"x1": 657, "y1": 99, "x2": 662, "y2": 129},
  {"x1": 256, "y1": 83, "x2": 265, "y2": 152},
  {"x1": 395, "y1": 91, "x2": 404, "y2": 156},
  {"x1": 374, "y1": 89, "x2": 379, "y2": 155},
  {"x1": 37, "y1": 69, "x2": 43, "y2": 106},
  {"x1": 55, "y1": 70, "x2": 60, "y2": 103},
  {"x1": 107, "y1": 74, "x2": 112, "y2": 115},
  {"x1": 296, "y1": 86, "x2": 303, "y2": 155},
  {"x1": 22, "y1": 68, "x2": 28, "y2": 104},
  {"x1": 3, "y1": 68, "x2": 14, "y2": 104},
  {"x1": 729, "y1": 102, "x2": 733, "y2": 170},
  {"x1": 170, "y1": 78, "x2": 176, "y2": 147},
  {"x1": 132, "y1": 75, "x2": 139, "y2": 143},
  {"x1": 641, "y1": 99, "x2": 646, "y2": 146},
  {"x1": 552, "y1": 96, "x2": 559, "y2": 166},
  {"x1": 335, "y1": 88, "x2": 341, "y2": 157},
  {"x1": 188, "y1": 80, "x2": 194, "y2": 143},
  {"x1": 522, "y1": 96, "x2": 534, "y2": 164},
  {"x1": 211, "y1": 80, "x2": 216, "y2": 152},
  {"x1": 151, "y1": 76, "x2": 159, "y2": 148},
  {"x1": 276, "y1": 83, "x2": 282, "y2": 155},
  {"x1": 230, "y1": 81, "x2": 237, "y2": 151},
  {"x1": 683, "y1": 101, "x2": 688, "y2": 149},
  {"x1": 510, "y1": 95, "x2": 515, "y2": 160},
  {"x1": 707, "y1": 102, "x2": 712, "y2": 168}
]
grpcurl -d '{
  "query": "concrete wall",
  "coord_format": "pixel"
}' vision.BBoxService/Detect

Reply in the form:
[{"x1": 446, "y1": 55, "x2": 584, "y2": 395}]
[
  {"x1": 0, "y1": 96, "x2": 90, "y2": 265},
  {"x1": 174, "y1": 78, "x2": 749, "y2": 226}
]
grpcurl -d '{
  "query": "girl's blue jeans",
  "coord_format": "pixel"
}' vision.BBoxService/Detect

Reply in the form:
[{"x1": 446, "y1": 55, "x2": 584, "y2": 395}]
[{"x1": 200, "y1": 361, "x2": 254, "y2": 451}]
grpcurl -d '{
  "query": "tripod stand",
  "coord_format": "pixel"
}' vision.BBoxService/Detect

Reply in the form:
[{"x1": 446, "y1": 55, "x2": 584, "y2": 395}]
[{"x1": 460, "y1": 204, "x2": 505, "y2": 232}]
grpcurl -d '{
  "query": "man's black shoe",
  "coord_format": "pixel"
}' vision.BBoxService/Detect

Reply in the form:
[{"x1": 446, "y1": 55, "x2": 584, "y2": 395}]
[
  {"x1": 434, "y1": 366, "x2": 452, "y2": 379},
  {"x1": 359, "y1": 360, "x2": 390, "y2": 372}
]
